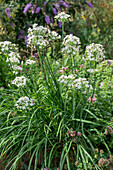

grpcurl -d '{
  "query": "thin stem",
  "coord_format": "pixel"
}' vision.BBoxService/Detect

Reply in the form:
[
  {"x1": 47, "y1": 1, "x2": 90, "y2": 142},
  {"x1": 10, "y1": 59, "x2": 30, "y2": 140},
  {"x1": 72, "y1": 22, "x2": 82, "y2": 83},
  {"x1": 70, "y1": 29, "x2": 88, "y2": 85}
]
[{"x1": 62, "y1": 22, "x2": 64, "y2": 41}]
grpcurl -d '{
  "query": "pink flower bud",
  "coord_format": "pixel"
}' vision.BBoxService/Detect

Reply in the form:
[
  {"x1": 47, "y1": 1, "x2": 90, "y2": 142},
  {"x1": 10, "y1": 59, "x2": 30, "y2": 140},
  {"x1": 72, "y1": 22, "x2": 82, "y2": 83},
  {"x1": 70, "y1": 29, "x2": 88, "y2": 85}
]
[
  {"x1": 107, "y1": 126, "x2": 113, "y2": 134},
  {"x1": 92, "y1": 96, "x2": 96, "y2": 103},
  {"x1": 61, "y1": 67, "x2": 67, "y2": 71},
  {"x1": 72, "y1": 138, "x2": 76, "y2": 142},
  {"x1": 67, "y1": 129, "x2": 76, "y2": 137},
  {"x1": 80, "y1": 64, "x2": 84, "y2": 68},
  {"x1": 88, "y1": 97, "x2": 91, "y2": 102},
  {"x1": 105, "y1": 131, "x2": 108, "y2": 135},
  {"x1": 77, "y1": 132, "x2": 82, "y2": 136},
  {"x1": 70, "y1": 131, "x2": 76, "y2": 137},
  {"x1": 34, "y1": 53, "x2": 38, "y2": 57},
  {"x1": 60, "y1": 70, "x2": 63, "y2": 73}
]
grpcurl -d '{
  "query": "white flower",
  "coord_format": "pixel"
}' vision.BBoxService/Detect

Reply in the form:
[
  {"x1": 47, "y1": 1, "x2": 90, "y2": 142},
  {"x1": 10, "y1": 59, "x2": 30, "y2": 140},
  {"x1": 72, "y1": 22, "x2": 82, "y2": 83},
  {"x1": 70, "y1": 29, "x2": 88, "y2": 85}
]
[
  {"x1": 12, "y1": 65, "x2": 22, "y2": 74},
  {"x1": 33, "y1": 23, "x2": 38, "y2": 28},
  {"x1": 15, "y1": 96, "x2": 35, "y2": 110},
  {"x1": 58, "y1": 74, "x2": 77, "y2": 86},
  {"x1": 87, "y1": 69, "x2": 98, "y2": 73},
  {"x1": 73, "y1": 78, "x2": 92, "y2": 89},
  {"x1": 6, "y1": 52, "x2": 20, "y2": 64},
  {"x1": 85, "y1": 43, "x2": 105, "y2": 61},
  {"x1": 54, "y1": 12, "x2": 70, "y2": 22},
  {"x1": 48, "y1": 31, "x2": 61, "y2": 41},
  {"x1": 25, "y1": 59, "x2": 36, "y2": 65},
  {"x1": 58, "y1": 75, "x2": 92, "y2": 90},
  {"x1": 27, "y1": 24, "x2": 61, "y2": 48},
  {"x1": 6, "y1": 56, "x2": 20, "y2": 63},
  {"x1": 12, "y1": 76, "x2": 27, "y2": 87},
  {"x1": 55, "y1": 61, "x2": 59, "y2": 66},
  {"x1": 62, "y1": 34, "x2": 81, "y2": 55},
  {"x1": 0, "y1": 41, "x2": 18, "y2": 53}
]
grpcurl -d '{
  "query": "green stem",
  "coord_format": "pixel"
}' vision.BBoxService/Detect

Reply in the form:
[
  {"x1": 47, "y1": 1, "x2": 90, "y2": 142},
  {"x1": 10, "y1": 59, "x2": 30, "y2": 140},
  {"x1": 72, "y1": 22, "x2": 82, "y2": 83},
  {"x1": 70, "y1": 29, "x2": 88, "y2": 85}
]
[{"x1": 62, "y1": 22, "x2": 64, "y2": 41}]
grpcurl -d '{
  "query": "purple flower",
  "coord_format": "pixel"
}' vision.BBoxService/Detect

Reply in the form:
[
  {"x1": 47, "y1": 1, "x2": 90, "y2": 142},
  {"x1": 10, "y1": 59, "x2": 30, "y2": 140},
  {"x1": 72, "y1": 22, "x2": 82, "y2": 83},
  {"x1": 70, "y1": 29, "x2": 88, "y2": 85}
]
[
  {"x1": 86, "y1": 2, "x2": 93, "y2": 8},
  {"x1": 53, "y1": 3, "x2": 60, "y2": 10},
  {"x1": 80, "y1": 5, "x2": 85, "y2": 11},
  {"x1": 59, "y1": 0, "x2": 69, "y2": 8},
  {"x1": 34, "y1": 53, "x2": 38, "y2": 57},
  {"x1": 23, "y1": 3, "x2": 32, "y2": 14},
  {"x1": 52, "y1": 8, "x2": 57, "y2": 15},
  {"x1": 51, "y1": 17, "x2": 53, "y2": 23},
  {"x1": 5, "y1": 8, "x2": 11, "y2": 18},
  {"x1": 58, "y1": 22, "x2": 62, "y2": 28},
  {"x1": 20, "y1": 30, "x2": 25, "y2": 34},
  {"x1": 11, "y1": 80, "x2": 13, "y2": 84},
  {"x1": 45, "y1": 15, "x2": 51, "y2": 24},
  {"x1": 18, "y1": 34, "x2": 23, "y2": 39},
  {"x1": 35, "y1": 7, "x2": 41, "y2": 13},
  {"x1": 44, "y1": 168, "x2": 49, "y2": 170},
  {"x1": 18, "y1": 30, "x2": 25, "y2": 39},
  {"x1": 10, "y1": 23, "x2": 14, "y2": 27},
  {"x1": 25, "y1": 36, "x2": 28, "y2": 45},
  {"x1": 27, "y1": 24, "x2": 30, "y2": 28},
  {"x1": 44, "y1": 1, "x2": 47, "y2": 6},
  {"x1": 5, "y1": 7, "x2": 10, "y2": 14}
]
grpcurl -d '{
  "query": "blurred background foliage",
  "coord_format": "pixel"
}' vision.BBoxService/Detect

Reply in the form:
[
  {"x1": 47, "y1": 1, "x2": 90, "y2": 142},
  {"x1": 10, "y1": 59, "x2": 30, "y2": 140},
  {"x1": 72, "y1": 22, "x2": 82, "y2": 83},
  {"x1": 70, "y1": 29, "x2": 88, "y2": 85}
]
[{"x1": 0, "y1": 0, "x2": 113, "y2": 58}]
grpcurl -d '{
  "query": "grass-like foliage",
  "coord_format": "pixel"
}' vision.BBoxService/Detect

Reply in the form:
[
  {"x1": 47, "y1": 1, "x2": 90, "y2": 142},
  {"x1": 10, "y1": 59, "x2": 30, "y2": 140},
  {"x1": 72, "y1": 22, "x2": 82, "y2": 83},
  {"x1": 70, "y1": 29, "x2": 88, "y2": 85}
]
[{"x1": 0, "y1": 13, "x2": 113, "y2": 170}]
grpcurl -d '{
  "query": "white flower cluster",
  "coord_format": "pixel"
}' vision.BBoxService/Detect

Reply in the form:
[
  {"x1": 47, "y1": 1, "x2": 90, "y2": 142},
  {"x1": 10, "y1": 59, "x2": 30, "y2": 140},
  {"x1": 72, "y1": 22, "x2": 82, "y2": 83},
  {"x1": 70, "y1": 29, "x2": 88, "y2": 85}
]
[
  {"x1": 25, "y1": 59, "x2": 36, "y2": 65},
  {"x1": 58, "y1": 74, "x2": 77, "y2": 86},
  {"x1": 12, "y1": 65, "x2": 22, "y2": 74},
  {"x1": 48, "y1": 31, "x2": 61, "y2": 41},
  {"x1": 87, "y1": 69, "x2": 98, "y2": 73},
  {"x1": 12, "y1": 76, "x2": 27, "y2": 87},
  {"x1": 85, "y1": 43, "x2": 105, "y2": 61},
  {"x1": 62, "y1": 34, "x2": 81, "y2": 55},
  {"x1": 6, "y1": 52, "x2": 20, "y2": 64},
  {"x1": 0, "y1": 41, "x2": 18, "y2": 53},
  {"x1": 27, "y1": 24, "x2": 61, "y2": 49},
  {"x1": 27, "y1": 26, "x2": 49, "y2": 48},
  {"x1": 73, "y1": 78, "x2": 92, "y2": 89},
  {"x1": 58, "y1": 75, "x2": 92, "y2": 89},
  {"x1": 15, "y1": 96, "x2": 35, "y2": 110},
  {"x1": 54, "y1": 12, "x2": 70, "y2": 22}
]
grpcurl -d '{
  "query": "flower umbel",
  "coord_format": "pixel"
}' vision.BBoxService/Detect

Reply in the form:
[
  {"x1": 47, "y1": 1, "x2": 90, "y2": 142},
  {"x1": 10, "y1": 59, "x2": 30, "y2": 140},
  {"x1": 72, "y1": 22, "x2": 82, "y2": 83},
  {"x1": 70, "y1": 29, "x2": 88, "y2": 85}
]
[
  {"x1": 12, "y1": 76, "x2": 27, "y2": 87},
  {"x1": 54, "y1": 12, "x2": 70, "y2": 22},
  {"x1": 15, "y1": 96, "x2": 35, "y2": 110},
  {"x1": 85, "y1": 43, "x2": 105, "y2": 62},
  {"x1": 62, "y1": 34, "x2": 81, "y2": 55}
]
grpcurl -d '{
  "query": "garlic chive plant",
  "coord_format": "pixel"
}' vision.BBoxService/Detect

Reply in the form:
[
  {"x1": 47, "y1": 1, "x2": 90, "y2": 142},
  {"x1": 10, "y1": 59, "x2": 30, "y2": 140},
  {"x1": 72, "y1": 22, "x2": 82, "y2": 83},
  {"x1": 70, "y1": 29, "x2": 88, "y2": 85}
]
[{"x1": 0, "y1": 12, "x2": 112, "y2": 170}]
